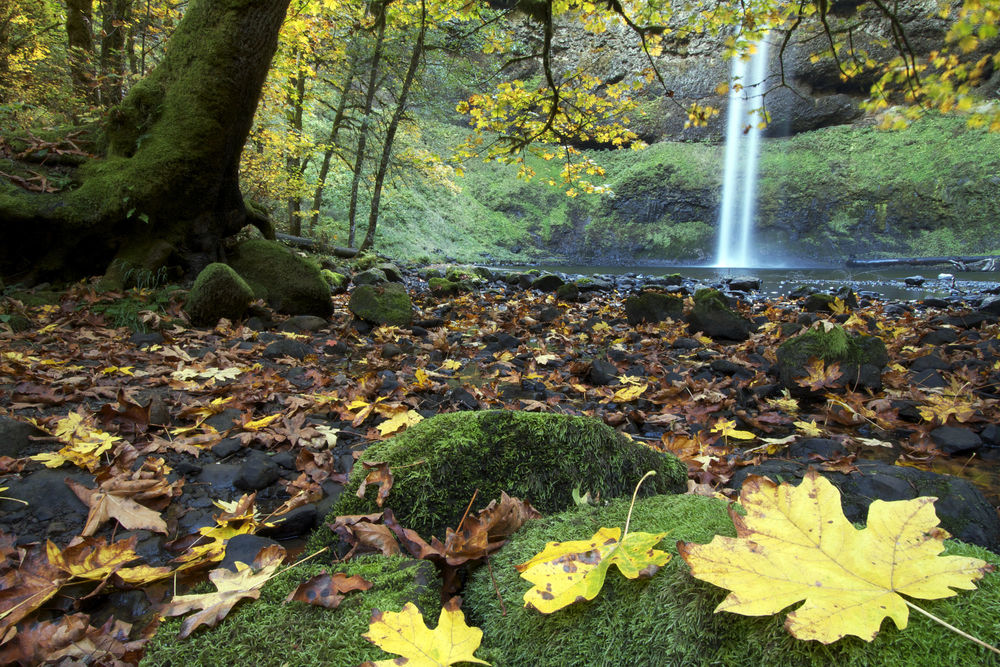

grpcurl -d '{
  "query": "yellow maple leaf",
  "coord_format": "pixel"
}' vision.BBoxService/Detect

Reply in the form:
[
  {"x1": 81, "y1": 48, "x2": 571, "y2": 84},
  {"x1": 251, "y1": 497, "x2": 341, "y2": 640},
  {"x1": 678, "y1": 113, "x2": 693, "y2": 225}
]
[
  {"x1": 679, "y1": 470, "x2": 994, "y2": 643},
  {"x1": 515, "y1": 526, "x2": 670, "y2": 614},
  {"x1": 794, "y1": 419, "x2": 824, "y2": 437},
  {"x1": 376, "y1": 410, "x2": 424, "y2": 437},
  {"x1": 442, "y1": 359, "x2": 462, "y2": 371},
  {"x1": 46, "y1": 536, "x2": 145, "y2": 582},
  {"x1": 361, "y1": 597, "x2": 489, "y2": 666},
  {"x1": 242, "y1": 413, "x2": 283, "y2": 431},
  {"x1": 612, "y1": 383, "x2": 647, "y2": 402},
  {"x1": 29, "y1": 412, "x2": 119, "y2": 472},
  {"x1": 710, "y1": 418, "x2": 755, "y2": 440}
]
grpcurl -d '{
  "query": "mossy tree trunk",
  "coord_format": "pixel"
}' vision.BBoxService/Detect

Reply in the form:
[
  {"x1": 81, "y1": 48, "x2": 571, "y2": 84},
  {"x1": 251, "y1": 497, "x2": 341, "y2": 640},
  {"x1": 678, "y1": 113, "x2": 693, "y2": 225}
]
[{"x1": 0, "y1": 0, "x2": 289, "y2": 283}]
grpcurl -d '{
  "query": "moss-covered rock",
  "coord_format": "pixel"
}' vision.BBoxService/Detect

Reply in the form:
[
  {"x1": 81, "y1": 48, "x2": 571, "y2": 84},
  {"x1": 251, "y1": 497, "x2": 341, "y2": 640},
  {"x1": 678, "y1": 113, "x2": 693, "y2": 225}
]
[
  {"x1": 184, "y1": 263, "x2": 254, "y2": 326},
  {"x1": 140, "y1": 555, "x2": 441, "y2": 666},
  {"x1": 624, "y1": 290, "x2": 683, "y2": 325},
  {"x1": 686, "y1": 288, "x2": 754, "y2": 341},
  {"x1": 465, "y1": 494, "x2": 1000, "y2": 666},
  {"x1": 777, "y1": 324, "x2": 888, "y2": 394},
  {"x1": 318, "y1": 411, "x2": 687, "y2": 540},
  {"x1": 320, "y1": 269, "x2": 348, "y2": 294},
  {"x1": 428, "y1": 277, "x2": 461, "y2": 297},
  {"x1": 228, "y1": 240, "x2": 332, "y2": 317},
  {"x1": 348, "y1": 283, "x2": 413, "y2": 326},
  {"x1": 353, "y1": 268, "x2": 388, "y2": 286},
  {"x1": 531, "y1": 274, "x2": 565, "y2": 292},
  {"x1": 555, "y1": 283, "x2": 580, "y2": 301}
]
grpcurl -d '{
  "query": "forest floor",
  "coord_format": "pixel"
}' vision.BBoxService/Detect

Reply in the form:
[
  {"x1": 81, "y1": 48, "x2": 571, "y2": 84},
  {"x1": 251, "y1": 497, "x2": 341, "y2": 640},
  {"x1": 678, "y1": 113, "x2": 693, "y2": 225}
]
[{"x1": 1, "y1": 274, "x2": 999, "y2": 663}]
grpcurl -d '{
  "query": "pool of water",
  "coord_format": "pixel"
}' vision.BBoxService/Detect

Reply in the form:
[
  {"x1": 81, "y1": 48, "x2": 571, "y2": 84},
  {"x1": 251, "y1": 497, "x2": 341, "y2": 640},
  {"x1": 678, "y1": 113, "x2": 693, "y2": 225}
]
[{"x1": 503, "y1": 264, "x2": 1000, "y2": 301}]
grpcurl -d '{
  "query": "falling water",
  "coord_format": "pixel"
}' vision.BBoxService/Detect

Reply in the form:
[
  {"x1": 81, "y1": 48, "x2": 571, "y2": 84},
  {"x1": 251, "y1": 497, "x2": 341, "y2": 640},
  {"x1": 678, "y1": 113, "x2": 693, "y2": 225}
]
[{"x1": 714, "y1": 36, "x2": 770, "y2": 268}]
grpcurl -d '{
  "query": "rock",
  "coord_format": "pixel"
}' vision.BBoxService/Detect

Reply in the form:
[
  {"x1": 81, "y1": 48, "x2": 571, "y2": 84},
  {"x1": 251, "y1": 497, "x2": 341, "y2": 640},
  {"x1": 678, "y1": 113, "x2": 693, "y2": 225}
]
[
  {"x1": 930, "y1": 426, "x2": 983, "y2": 455},
  {"x1": 219, "y1": 534, "x2": 282, "y2": 572},
  {"x1": 671, "y1": 337, "x2": 701, "y2": 349},
  {"x1": 381, "y1": 343, "x2": 403, "y2": 359},
  {"x1": 920, "y1": 328, "x2": 958, "y2": 345},
  {"x1": 184, "y1": 263, "x2": 254, "y2": 326},
  {"x1": 320, "y1": 269, "x2": 348, "y2": 294},
  {"x1": 235, "y1": 451, "x2": 281, "y2": 491},
  {"x1": 211, "y1": 438, "x2": 242, "y2": 459},
  {"x1": 353, "y1": 268, "x2": 388, "y2": 286},
  {"x1": 348, "y1": 283, "x2": 413, "y2": 327},
  {"x1": 776, "y1": 324, "x2": 888, "y2": 394},
  {"x1": 321, "y1": 411, "x2": 686, "y2": 538},
  {"x1": 258, "y1": 505, "x2": 317, "y2": 540},
  {"x1": 555, "y1": 282, "x2": 580, "y2": 301},
  {"x1": 279, "y1": 315, "x2": 328, "y2": 333},
  {"x1": 464, "y1": 493, "x2": 1000, "y2": 666},
  {"x1": 588, "y1": 359, "x2": 619, "y2": 385},
  {"x1": 129, "y1": 331, "x2": 165, "y2": 347},
  {"x1": 196, "y1": 463, "x2": 242, "y2": 494},
  {"x1": 727, "y1": 276, "x2": 761, "y2": 292},
  {"x1": 904, "y1": 275, "x2": 926, "y2": 286},
  {"x1": 377, "y1": 263, "x2": 404, "y2": 282},
  {"x1": 142, "y1": 555, "x2": 441, "y2": 664},
  {"x1": 263, "y1": 338, "x2": 311, "y2": 360},
  {"x1": 531, "y1": 274, "x2": 565, "y2": 292},
  {"x1": 909, "y1": 354, "x2": 950, "y2": 373},
  {"x1": 730, "y1": 459, "x2": 1000, "y2": 552},
  {"x1": 0, "y1": 469, "x2": 89, "y2": 521},
  {"x1": 428, "y1": 277, "x2": 461, "y2": 296},
  {"x1": 0, "y1": 415, "x2": 44, "y2": 459},
  {"x1": 786, "y1": 438, "x2": 849, "y2": 459},
  {"x1": 979, "y1": 295, "x2": 1000, "y2": 315},
  {"x1": 624, "y1": 290, "x2": 683, "y2": 325},
  {"x1": 229, "y1": 239, "x2": 333, "y2": 317},
  {"x1": 686, "y1": 288, "x2": 754, "y2": 341},
  {"x1": 911, "y1": 368, "x2": 948, "y2": 388},
  {"x1": 803, "y1": 293, "x2": 836, "y2": 312}
]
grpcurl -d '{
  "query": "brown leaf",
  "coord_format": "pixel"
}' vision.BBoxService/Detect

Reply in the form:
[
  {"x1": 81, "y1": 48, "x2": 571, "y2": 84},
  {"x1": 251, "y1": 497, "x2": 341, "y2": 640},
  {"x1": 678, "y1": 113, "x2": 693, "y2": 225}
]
[
  {"x1": 97, "y1": 388, "x2": 151, "y2": 433},
  {"x1": 0, "y1": 545, "x2": 66, "y2": 637},
  {"x1": 284, "y1": 570, "x2": 373, "y2": 608},
  {"x1": 66, "y1": 478, "x2": 168, "y2": 536},
  {"x1": 331, "y1": 514, "x2": 401, "y2": 559},
  {"x1": 355, "y1": 461, "x2": 393, "y2": 507}
]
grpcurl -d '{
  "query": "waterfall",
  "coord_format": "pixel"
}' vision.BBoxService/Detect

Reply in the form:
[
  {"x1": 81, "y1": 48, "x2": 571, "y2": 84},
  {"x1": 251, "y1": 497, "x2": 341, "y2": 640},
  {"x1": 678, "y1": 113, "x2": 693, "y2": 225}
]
[{"x1": 714, "y1": 36, "x2": 770, "y2": 268}]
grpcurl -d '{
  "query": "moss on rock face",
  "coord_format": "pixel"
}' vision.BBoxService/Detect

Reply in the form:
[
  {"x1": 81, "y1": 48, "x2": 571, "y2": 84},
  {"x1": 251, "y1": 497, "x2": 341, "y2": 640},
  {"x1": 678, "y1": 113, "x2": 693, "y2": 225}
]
[
  {"x1": 318, "y1": 411, "x2": 687, "y2": 540},
  {"x1": 348, "y1": 283, "x2": 413, "y2": 326},
  {"x1": 686, "y1": 288, "x2": 754, "y2": 341},
  {"x1": 776, "y1": 324, "x2": 888, "y2": 392},
  {"x1": 228, "y1": 240, "x2": 332, "y2": 317},
  {"x1": 140, "y1": 555, "x2": 441, "y2": 666},
  {"x1": 465, "y1": 494, "x2": 1000, "y2": 667},
  {"x1": 184, "y1": 262, "x2": 254, "y2": 326},
  {"x1": 320, "y1": 269, "x2": 347, "y2": 294}
]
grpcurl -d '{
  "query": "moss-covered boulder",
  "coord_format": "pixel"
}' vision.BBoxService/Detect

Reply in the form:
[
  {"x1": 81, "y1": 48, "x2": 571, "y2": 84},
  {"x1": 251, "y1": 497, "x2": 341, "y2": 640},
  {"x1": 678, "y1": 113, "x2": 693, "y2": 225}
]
[
  {"x1": 465, "y1": 494, "x2": 1000, "y2": 666},
  {"x1": 624, "y1": 290, "x2": 683, "y2": 325},
  {"x1": 320, "y1": 411, "x2": 686, "y2": 540},
  {"x1": 348, "y1": 283, "x2": 413, "y2": 326},
  {"x1": 556, "y1": 282, "x2": 581, "y2": 301},
  {"x1": 686, "y1": 288, "x2": 755, "y2": 341},
  {"x1": 428, "y1": 277, "x2": 461, "y2": 297},
  {"x1": 140, "y1": 555, "x2": 441, "y2": 666},
  {"x1": 531, "y1": 274, "x2": 565, "y2": 292},
  {"x1": 354, "y1": 268, "x2": 389, "y2": 286},
  {"x1": 184, "y1": 263, "x2": 254, "y2": 327},
  {"x1": 320, "y1": 269, "x2": 348, "y2": 294},
  {"x1": 228, "y1": 240, "x2": 332, "y2": 317},
  {"x1": 777, "y1": 324, "x2": 888, "y2": 394}
]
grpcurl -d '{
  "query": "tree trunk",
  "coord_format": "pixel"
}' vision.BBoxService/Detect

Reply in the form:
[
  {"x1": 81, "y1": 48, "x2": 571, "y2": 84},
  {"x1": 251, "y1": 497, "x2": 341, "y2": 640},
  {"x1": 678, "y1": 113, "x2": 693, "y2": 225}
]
[
  {"x1": 360, "y1": 1, "x2": 425, "y2": 251},
  {"x1": 0, "y1": 0, "x2": 290, "y2": 283},
  {"x1": 99, "y1": 0, "x2": 132, "y2": 105},
  {"x1": 66, "y1": 0, "x2": 97, "y2": 104}
]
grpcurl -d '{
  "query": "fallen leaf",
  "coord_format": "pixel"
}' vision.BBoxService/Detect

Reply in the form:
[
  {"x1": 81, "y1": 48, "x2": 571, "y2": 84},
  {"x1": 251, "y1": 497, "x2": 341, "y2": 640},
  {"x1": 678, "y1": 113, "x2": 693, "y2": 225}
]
[
  {"x1": 361, "y1": 597, "x2": 489, "y2": 666},
  {"x1": 516, "y1": 526, "x2": 670, "y2": 613},
  {"x1": 285, "y1": 571, "x2": 372, "y2": 608},
  {"x1": 612, "y1": 383, "x2": 647, "y2": 402},
  {"x1": 356, "y1": 461, "x2": 394, "y2": 507},
  {"x1": 679, "y1": 470, "x2": 994, "y2": 643},
  {"x1": 376, "y1": 409, "x2": 424, "y2": 436},
  {"x1": 66, "y1": 478, "x2": 168, "y2": 536}
]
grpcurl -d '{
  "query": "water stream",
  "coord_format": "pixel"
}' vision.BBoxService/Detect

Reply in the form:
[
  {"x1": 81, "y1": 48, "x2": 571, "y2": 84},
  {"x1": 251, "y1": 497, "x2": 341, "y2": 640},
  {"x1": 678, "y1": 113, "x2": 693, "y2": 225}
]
[{"x1": 715, "y1": 36, "x2": 771, "y2": 268}]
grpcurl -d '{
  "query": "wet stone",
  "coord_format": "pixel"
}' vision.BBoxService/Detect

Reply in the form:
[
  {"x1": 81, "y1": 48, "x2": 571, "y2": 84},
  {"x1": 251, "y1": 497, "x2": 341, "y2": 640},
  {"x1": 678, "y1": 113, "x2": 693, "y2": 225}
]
[
  {"x1": 235, "y1": 451, "x2": 281, "y2": 491},
  {"x1": 930, "y1": 426, "x2": 983, "y2": 454}
]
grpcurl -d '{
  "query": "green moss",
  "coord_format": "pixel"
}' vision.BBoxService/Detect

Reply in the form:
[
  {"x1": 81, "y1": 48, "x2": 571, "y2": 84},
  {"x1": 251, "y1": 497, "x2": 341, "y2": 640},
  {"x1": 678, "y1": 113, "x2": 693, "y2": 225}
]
[
  {"x1": 465, "y1": 494, "x2": 1000, "y2": 666},
  {"x1": 428, "y1": 277, "x2": 461, "y2": 296},
  {"x1": 320, "y1": 269, "x2": 347, "y2": 291},
  {"x1": 623, "y1": 291, "x2": 683, "y2": 325},
  {"x1": 184, "y1": 263, "x2": 254, "y2": 327},
  {"x1": 317, "y1": 411, "x2": 687, "y2": 541},
  {"x1": 348, "y1": 283, "x2": 413, "y2": 326},
  {"x1": 693, "y1": 287, "x2": 729, "y2": 309},
  {"x1": 228, "y1": 240, "x2": 332, "y2": 317},
  {"x1": 777, "y1": 325, "x2": 888, "y2": 371},
  {"x1": 140, "y1": 555, "x2": 441, "y2": 666}
]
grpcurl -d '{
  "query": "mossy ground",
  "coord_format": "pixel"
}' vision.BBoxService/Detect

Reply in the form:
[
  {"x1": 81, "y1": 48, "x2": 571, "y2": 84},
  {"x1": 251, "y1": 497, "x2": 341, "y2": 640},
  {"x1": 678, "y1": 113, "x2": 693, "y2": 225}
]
[
  {"x1": 465, "y1": 493, "x2": 1000, "y2": 667},
  {"x1": 140, "y1": 555, "x2": 441, "y2": 667},
  {"x1": 314, "y1": 411, "x2": 687, "y2": 542}
]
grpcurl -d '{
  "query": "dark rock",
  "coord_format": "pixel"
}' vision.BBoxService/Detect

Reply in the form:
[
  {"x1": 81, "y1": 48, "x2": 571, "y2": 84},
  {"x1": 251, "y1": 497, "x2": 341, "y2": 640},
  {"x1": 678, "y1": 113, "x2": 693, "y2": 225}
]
[
  {"x1": 428, "y1": 277, "x2": 461, "y2": 296},
  {"x1": 789, "y1": 285, "x2": 820, "y2": 298},
  {"x1": 129, "y1": 331, "x2": 165, "y2": 347},
  {"x1": 904, "y1": 275, "x2": 926, "y2": 286},
  {"x1": 919, "y1": 328, "x2": 958, "y2": 346},
  {"x1": 381, "y1": 343, "x2": 403, "y2": 359},
  {"x1": 352, "y1": 268, "x2": 388, "y2": 286},
  {"x1": 726, "y1": 277, "x2": 761, "y2": 292},
  {"x1": 258, "y1": 505, "x2": 318, "y2": 540},
  {"x1": 537, "y1": 306, "x2": 561, "y2": 322},
  {"x1": 589, "y1": 359, "x2": 619, "y2": 386},
  {"x1": 803, "y1": 293, "x2": 836, "y2": 312},
  {"x1": 786, "y1": 438, "x2": 849, "y2": 459},
  {"x1": 263, "y1": 338, "x2": 311, "y2": 360},
  {"x1": 909, "y1": 354, "x2": 950, "y2": 372},
  {"x1": 229, "y1": 240, "x2": 333, "y2": 318},
  {"x1": 911, "y1": 368, "x2": 948, "y2": 388},
  {"x1": 671, "y1": 337, "x2": 701, "y2": 350},
  {"x1": 235, "y1": 451, "x2": 281, "y2": 490},
  {"x1": 447, "y1": 387, "x2": 480, "y2": 410},
  {"x1": 279, "y1": 315, "x2": 328, "y2": 333},
  {"x1": 921, "y1": 297, "x2": 951, "y2": 308},
  {"x1": 980, "y1": 423, "x2": 1000, "y2": 446},
  {"x1": 196, "y1": 463, "x2": 242, "y2": 494},
  {"x1": 709, "y1": 359, "x2": 751, "y2": 377},
  {"x1": 0, "y1": 415, "x2": 44, "y2": 459},
  {"x1": 686, "y1": 289, "x2": 754, "y2": 341},
  {"x1": 271, "y1": 451, "x2": 297, "y2": 470},
  {"x1": 776, "y1": 325, "x2": 887, "y2": 394},
  {"x1": 730, "y1": 459, "x2": 1000, "y2": 552},
  {"x1": 377, "y1": 263, "x2": 404, "y2": 283},
  {"x1": 204, "y1": 408, "x2": 242, "y2": 433},
  {"x1": 220, "y1": 534, "x2": 282, "y2": 572},
  {"x1": 929, "y1": 426, "x2": 983, "y2": 454},
  {"x1": 349, "y1": 283, "x2": 413, "y2": 326},
  {"x1": 555, "y1": 283, "x2": 580, "y2": 301},
  {"x1": 979, "y1": 295, "x2": 1000, "y2": 315},
  {"x1": 531, "y1": 274, "x2": 565, "y2": 292},
  {"x1": 624, "y1": 291, "x2": 683, "y2": 325},
  {"x1": 211, "y1": 438, "x2": 242, "y2": 459},
  {"x1": 0, "y1": 470, "x2": 89, "y2": 519}
]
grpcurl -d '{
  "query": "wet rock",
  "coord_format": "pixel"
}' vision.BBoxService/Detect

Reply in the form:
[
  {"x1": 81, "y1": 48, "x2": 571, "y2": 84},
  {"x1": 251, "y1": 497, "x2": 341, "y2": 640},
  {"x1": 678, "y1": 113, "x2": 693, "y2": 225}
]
[
  {"x1": 129, "y1": 331, "x2": 165, "y2": 347},
  {"x1": 726, "y1": 277, "x2": 761, "y2": 292},
  {"x1": 235, "y1": 451, "x2": 281, "y2": 491},
  {"x1": 929, "y1": 426, "x2": 983, "y2": 455},
  {"x1": 211, "y1": 438, "x2": 242, "y2": 459},
  {"x1": 196, "y1": 463, "x2": 242, "y2": 494},
  {"x1": 381, "y1": 343, "x2": 403, "y2": 359},
  {"x1": 349, "y1": 283, "x2": 413, "y2": 327},
  {"x1": 258, "y1": 504, "x2": 318, "y2": 540},
  {"x1": 776, "y1": 324, "x2": 887, "y2": 395},
  {"x1": 904, "y1": 275, "x2": 926, "y2": 286},
  {"x1": 0, "y1": 415, "x2": 44, "y2": 458},
  {"x1": 786, "y1": 438, "x2": 849, "y2": 459},
  {"x1": 556, "y1": 283, "x2": 580, "y2": 301},
  {"x1": 920, "y1": 328, "x2": 958, "y2": 345},
  {"x1": 229, "y1": 240, "x2": 333, "y2": 318},
  {"x1": 279, "y1": 315, "x2": 328, "y2": 333},
  {"x1": 264, "y1": 338, "x2": 312, "y2": 360},
  {"x1": 624, "y1": 290, "x2": 683, "y2": 325},
  {"x1": 0, "y1": 469, "x2": 90, "y2": 522},
  {"x1": 911, "y1": 368, "x2": 948, "y2": 388},
  {"x1": 686, "y1": 288, "x2": 754, "y2": 341},
  {"x1": 353, "y1": 268, "x2": 388, "y2": 286},
  {"x1": 377, "y1": 263, "x2": 404, "y2": 283},
  {"x1": 428, "y1": 277, "x2": 461, "y2": 296},
  {"x1": 531, "y1": 274, "x2": 565, "y2": 292},
  {"x1": 184, "y1": 263, "x2": 254, "y2": 327},
  {"x1": 220, "y1": 534, "x2": 282, "y2": 572},
  {"x1": 909, "y1": 354, "x2": 950, "y2": 372},
  {"x1": 978, "y1": 295, "x2": 1000, "y2": 315},
  {"x1": 589, "y1": 359, "x2": 619, "y2": 386},
  {"x1": 671, "y1": 337, "x2": 701, "y2": 350}
]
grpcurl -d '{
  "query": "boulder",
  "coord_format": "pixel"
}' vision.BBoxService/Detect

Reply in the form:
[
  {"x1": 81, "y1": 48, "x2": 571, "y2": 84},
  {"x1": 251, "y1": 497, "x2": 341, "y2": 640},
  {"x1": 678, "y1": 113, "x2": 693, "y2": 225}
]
[
  {"x1": 465, "y1": 494, "x2": 1000, "y2": 666},
  {"x1": 353, "y1": 268, "x2": 389, "y2": 286},
  {"x1": 624, "y1": 290, "x2": 683, "y2": 325},
  {"x1": 686, "y1": 288, "x2": 755, "y2": 341},
  {"x1": 320, "y1": 269, "x2": 348, "y2": 294},
  {"x1": 318, "y1": 411, "x2": 686, "y2": 539},
  {"x1": 776, "y1": 324, "x2": 888, "y2": 394},
  {"x1": 376, "y1": 263, "x2": 404, "y2": 282},
  {"x1": 531, "y1": 274, "x2": 565, "y2": 292},
  {"x1": 555, "y1": 282, "x2": 581, "y2": 301},
  {"x1": 140, "y1": 555, "x2": 440, "y2": 665},
  {"x1": 348, "y1": 283, "x2": 413, "y2": 327},
  {"x1": 228, "y1": 240, "x2": 332, "y2": 317},
  {"x1": 729, "y1": 458, "x2": 1000, "y2": 552},
  {"x1": 428, "y1": 277, "x2": 461, "y2": 297},
  {"x1": 184, "y1": 263, "x2": 254, "y2": 327}
]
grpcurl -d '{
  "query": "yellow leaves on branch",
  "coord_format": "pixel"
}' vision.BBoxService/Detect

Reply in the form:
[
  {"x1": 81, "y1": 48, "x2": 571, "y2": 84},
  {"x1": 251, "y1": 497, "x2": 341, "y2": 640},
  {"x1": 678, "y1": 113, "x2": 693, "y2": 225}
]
[
  {"x1": 361, "y1": 597, "x2": 489, "y2": 667},
  {"x1": 679, "y1": 470, "x2": 994, "y2": 644},
  {"x1": 516, "y1": 526, "x2": 671, "y2": 614}
]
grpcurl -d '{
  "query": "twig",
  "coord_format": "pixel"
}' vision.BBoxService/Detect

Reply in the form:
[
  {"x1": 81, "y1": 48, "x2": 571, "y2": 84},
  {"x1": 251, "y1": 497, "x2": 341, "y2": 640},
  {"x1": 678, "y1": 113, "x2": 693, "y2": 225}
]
[
  {"x1": 904, "y1": 599, "x2": 1000, "y2": 655},
  {"x1": 486, "y1": 552, "x2": 507, "y2": 617},
  {"x1": 456, "y1": 488, "x2": 479, "y2": 533}
]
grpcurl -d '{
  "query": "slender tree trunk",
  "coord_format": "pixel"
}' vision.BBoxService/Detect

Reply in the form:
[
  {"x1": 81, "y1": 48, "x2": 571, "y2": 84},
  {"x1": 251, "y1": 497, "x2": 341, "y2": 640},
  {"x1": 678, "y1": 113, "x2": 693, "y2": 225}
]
[
  {"x1": 285, "y1": 51, "x2": 307, "y2": 236},
  {"x1": 65, "y1": 0, "x2": 97, "y2": 104},
  {"x1": 347, "y1": 2, "x2": 386, "y2": 248},
  {"x1": 360, "y1": 1, "x2": 425, "y2": 251},
  {"x1": 100, "y1": 0, "x2": 133, "y2": 105},
  {"x1": 0, "y1": 0, "x2": 291, "y2": 282}
]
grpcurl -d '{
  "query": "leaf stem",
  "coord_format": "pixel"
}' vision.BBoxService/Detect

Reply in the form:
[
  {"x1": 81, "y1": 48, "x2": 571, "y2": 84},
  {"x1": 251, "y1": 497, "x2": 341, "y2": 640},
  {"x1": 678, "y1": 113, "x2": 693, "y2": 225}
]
[
  {"x1": 904, "y1": 599, "x2": 1000, "y2": 655},
  {"x1": 622, "y1": 470, "x2": 656, "y2": 540}
]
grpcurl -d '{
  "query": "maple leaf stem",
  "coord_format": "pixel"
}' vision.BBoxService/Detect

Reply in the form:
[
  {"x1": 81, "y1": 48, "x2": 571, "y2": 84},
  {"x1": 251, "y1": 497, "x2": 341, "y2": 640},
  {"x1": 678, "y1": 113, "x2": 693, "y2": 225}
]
[
  {"x1": 486, "y1": 552, "x2": 508, "y2": 618},
  {"x1": 623, "y1": 470, "x2": 656, "y2": 540},
  {"x1": 903, "y1": 599, "x2": 1000, "y2": 655},
  {"x1": 456, "y1": 488, "x2": 479, "y2": 533}
]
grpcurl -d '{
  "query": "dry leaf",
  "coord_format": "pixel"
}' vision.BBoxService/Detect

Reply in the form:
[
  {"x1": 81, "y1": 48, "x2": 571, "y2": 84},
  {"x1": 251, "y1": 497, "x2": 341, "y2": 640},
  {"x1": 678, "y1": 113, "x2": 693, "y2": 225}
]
[
  {"x1": 284, "y1": 571, "x2": 372, "y2": 608},
  {"x1": 66, "y1": 478, "x2": 168, "y2": 536},
  {"x1": 356, "y1": 461, "x2": 394, "y2": 507}
]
